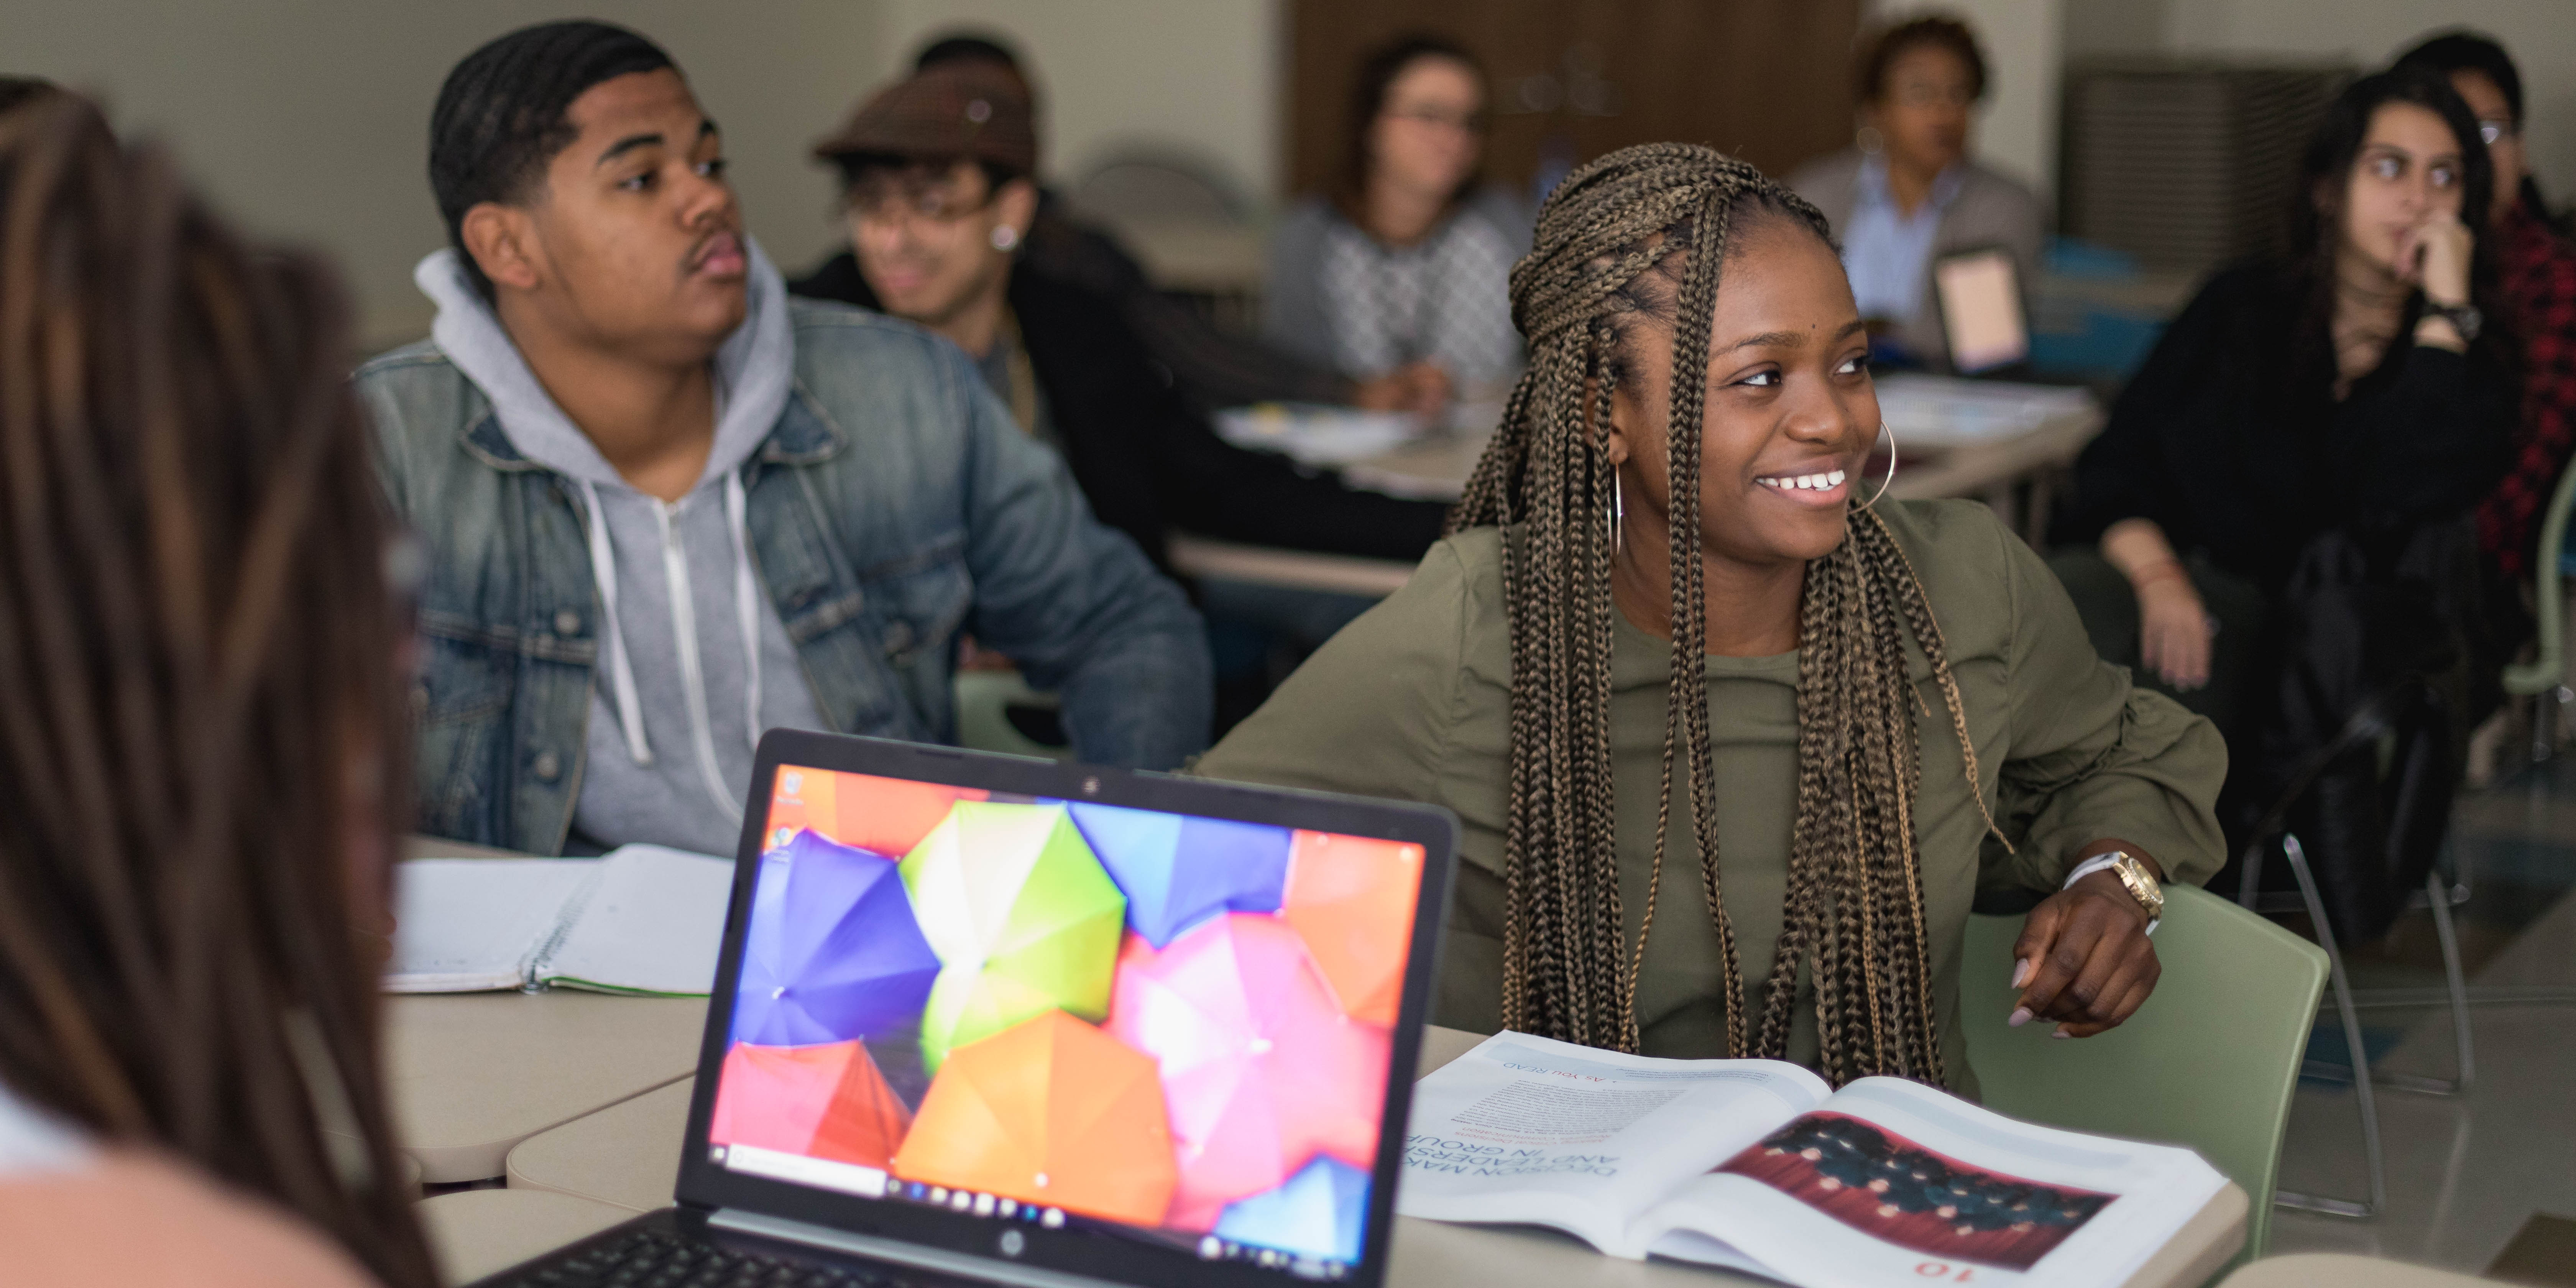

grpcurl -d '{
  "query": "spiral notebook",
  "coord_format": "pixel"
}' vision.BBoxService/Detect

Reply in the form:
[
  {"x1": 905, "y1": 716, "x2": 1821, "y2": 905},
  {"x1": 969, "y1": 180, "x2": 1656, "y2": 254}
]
[{"x1": 385, "y1": 844, "x2": 732, "y2": 995}]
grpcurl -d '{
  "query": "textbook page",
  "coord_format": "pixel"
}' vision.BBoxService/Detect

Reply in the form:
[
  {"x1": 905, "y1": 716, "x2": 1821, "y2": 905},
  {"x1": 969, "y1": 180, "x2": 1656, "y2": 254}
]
[
  {"x1": 385, "y1": 859, "x2": 598, "y2": 992},
  {"x1": 1398, "y1": 1031, "x2": 1831, "y2": 1257},
  {"x1": 1639, "y1": 1076, "x2": 2225, "y2": 1288},
  {"x1": 535, "y1": 844, "x2": 733, "y2": 996}
]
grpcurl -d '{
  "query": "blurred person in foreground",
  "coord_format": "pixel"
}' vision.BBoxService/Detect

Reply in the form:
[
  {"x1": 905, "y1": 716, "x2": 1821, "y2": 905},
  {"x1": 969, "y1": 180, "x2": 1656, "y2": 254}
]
[
  {"x1": 2398, "y1": 30, "x2": 2576, "y2": 582},
  {"x1": 909, "y1": 33, "x2": 1444, "y2": 416},
  {"x1": 0, "y1": 95, "x2": 432, "y2": 1287},
  {"x1": 359, "y1": 21, "x2": 1209, "y2": 858},
  {"x1": 1788, "y1": 14, "x2": 2043, "y2": 372},
  {"x1": 2050, "y1": 69, "x2": 2515, "y2": 940},
  {"x1": 1263, "y1": 33, "x2": 1528, "y2": 406}
]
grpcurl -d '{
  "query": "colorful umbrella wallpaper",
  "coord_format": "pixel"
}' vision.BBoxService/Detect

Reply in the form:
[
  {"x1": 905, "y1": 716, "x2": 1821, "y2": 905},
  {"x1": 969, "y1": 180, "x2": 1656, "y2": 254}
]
[{"x1": 714, "y1": 765, "x2": 1428, "y2": 1266}]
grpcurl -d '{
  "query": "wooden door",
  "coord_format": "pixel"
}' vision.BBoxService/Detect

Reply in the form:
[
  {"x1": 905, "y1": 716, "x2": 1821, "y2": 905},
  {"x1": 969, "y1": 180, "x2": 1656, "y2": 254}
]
[{"x1": 1286, "y1": 0, "x2": 1863, "y2": 204}]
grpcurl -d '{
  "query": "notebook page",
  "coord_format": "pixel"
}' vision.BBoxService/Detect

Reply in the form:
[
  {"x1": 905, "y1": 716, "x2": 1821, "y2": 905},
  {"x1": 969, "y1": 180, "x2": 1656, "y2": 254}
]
[
  {"x1": 385, "y1": 859, "x2": 600, "y2": 992},
  {"x1": 535, "y1": 844, "x2": 733, "y2": 996}
]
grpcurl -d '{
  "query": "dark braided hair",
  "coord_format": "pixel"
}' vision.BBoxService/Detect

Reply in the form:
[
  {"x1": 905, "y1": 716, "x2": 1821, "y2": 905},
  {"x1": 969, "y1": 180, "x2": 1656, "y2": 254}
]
[
  {"x1": 1451, "y1": 143, "x2": 2002, "y2": 1086},
  {"x1": 0, "y1": 97, "x2": 434, "y2": 1286},
  {"x1": 429, "y1": 20, "x2": 675, "y2": 300}
]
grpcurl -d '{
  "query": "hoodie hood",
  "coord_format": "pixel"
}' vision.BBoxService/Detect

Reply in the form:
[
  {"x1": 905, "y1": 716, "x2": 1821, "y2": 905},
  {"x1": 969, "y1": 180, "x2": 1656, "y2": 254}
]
[{"x1": 414, "y1": 238, "x2": 795, "y2": 490}]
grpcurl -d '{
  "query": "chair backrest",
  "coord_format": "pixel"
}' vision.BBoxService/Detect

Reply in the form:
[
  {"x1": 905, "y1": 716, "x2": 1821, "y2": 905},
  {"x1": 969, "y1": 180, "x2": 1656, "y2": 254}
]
[
  {"x1": 952, "y1": 669, "x2": 1072, "y2": 760},
  {"x1": 2504, "y1": 453, "x2": 2576, "y2": 697},
  {"x1": 1961, "y1": 884, "x2": 2327, "y2": 1266}
]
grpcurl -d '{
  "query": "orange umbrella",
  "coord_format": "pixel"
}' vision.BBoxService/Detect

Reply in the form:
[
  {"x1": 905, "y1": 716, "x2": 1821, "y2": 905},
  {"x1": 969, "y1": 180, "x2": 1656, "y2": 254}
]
[
  {"x1": 892, "y1": 1010, "x2": 1176, "y2": 1227},
  {"x1": 1281, "y1": 832, "x2": 1426, "y2": 1026},
  {"x1": 709, "y1": 1040, "x2": 913, "y2": 1169},
  {"x1": 765, "y1": 767, "x2": 986, "y2": 858}
]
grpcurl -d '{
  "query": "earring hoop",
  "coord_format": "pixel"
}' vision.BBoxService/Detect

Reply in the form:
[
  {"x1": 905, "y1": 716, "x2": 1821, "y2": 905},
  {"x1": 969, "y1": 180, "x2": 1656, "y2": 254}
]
[
  {"x1": 1609, "y1": 473, "x2": 1625, "y2": 555},
  {"x1": 1856, "y1": 125, "x2": 1885, "y2": 156},
  {"x1": 1853, "y1": 423, "x2": 1898, "y2": 512},
  {"x1": 991, "y1": 224, "x2": 1020, "y2": 252}
]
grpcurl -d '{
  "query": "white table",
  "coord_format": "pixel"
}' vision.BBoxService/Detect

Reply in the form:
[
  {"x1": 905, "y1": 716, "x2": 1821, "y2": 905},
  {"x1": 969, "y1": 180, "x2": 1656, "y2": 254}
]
[
  {"x1": 2219, "y1": 1254, "x2": 2502, "y2": 1287},
  {"x1": 419, "y1": 1188, "x2": 637, "y2": 1286},
  {"x1": 481, "y1": 1025, "x2": 2241, "y2": 1288},
  {"x1": 1173, "y1": 401, "x2": 2103, "y2": 597}
]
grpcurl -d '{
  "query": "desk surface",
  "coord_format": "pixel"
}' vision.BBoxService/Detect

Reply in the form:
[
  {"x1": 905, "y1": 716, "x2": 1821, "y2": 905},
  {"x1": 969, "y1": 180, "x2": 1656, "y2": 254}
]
[
  {"x1": 419, "y1": 1188, "x2": 637, "y2": 1286},
  {"x1": 2219, "y1": 1254, "x2": 2499, "y2": 1287},
  {"x1": 501, "y1": 1025, "x2": 2241, "y2": 1288}
]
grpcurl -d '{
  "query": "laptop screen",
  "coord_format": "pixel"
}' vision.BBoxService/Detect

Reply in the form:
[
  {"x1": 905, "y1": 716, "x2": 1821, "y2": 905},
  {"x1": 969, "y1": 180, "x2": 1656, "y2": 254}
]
[
  {"x1": 1932, "y1": 247, "x2": 2029, "y2": 375},
  {"x1": 703, "y1": 762, "x2": 1427, "y2": 1281}
]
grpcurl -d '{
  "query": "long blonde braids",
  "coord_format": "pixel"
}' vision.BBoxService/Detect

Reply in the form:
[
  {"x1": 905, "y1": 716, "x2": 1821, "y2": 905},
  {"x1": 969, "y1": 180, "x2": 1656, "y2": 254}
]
[{"x1": 1452, "y1": 143, "x2": 2001, "y2": 1086}]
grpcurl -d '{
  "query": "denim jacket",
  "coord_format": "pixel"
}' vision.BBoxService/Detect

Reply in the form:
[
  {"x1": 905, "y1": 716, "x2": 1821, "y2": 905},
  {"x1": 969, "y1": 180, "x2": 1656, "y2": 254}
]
[{"x1": 358, "y1": 299, "x2": 1212, "y2": 854}]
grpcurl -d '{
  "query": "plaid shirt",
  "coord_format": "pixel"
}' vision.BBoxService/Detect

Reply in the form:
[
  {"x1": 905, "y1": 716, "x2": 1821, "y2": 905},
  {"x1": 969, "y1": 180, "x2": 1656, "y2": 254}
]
[{"x1": 2477, "y1": 199, "x2": 2576, "y2": 576}]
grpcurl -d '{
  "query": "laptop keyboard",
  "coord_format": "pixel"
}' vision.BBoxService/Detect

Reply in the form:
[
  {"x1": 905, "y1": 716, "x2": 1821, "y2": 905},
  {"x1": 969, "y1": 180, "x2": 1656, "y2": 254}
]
[{"x1": 504, "y1": 1229, "x2": 922, "y2": 1288}]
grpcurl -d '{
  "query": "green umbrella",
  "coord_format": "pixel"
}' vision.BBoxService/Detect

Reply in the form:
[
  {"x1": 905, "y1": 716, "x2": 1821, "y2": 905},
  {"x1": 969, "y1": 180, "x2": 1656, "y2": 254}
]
[{"x1": 902, "y1": 802, "x2": 1128, "y2": 1071}]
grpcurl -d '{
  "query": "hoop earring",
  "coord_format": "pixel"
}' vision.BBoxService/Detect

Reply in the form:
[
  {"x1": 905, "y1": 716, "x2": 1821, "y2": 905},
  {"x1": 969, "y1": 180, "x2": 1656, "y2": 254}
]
[
  {"x1": 1853, "y1": 423, "x2": 1898, "y2": 512},
  {"x1": 991, "y1": 224, "x2": 1020, "y2": 252},
  {"x1": 1856, "y1": 124, "x2": 1885, "y2": 156},
  {"x1": 1609, "y1": 473, "x2": 1625, "y2": 555}
]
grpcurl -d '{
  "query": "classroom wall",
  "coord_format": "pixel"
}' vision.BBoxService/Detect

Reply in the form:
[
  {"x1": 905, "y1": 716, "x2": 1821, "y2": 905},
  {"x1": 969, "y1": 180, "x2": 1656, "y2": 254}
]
[
  {"x1": 0, "y1": 1, "x2": 882, "y2": 350},
  {"x1": 869, "y1": 0, "x2": 1283, "y2": 210},
  {"x1": 2153, "y1": 0, "x2": 2576, "y2": 204}
]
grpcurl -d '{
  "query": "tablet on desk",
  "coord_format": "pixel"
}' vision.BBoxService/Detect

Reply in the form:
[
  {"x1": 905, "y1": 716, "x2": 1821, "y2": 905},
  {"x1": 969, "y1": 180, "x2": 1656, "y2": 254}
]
[{"x1": 1933, "y1": 246, "x2": 2029, "y2": 375}]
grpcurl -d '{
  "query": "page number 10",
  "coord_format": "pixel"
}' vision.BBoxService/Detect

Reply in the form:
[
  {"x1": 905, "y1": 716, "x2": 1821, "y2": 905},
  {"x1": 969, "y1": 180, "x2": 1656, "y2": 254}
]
[{"x1": 1916, "y1": 1264, "x2": 1976, "y2": 1282}]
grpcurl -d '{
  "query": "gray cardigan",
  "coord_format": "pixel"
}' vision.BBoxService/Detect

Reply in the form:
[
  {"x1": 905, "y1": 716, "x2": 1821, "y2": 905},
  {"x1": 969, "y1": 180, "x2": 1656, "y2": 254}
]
[
  {"x1": 1261, "y1": 187, "x2": 1532, "y2": 376},
  {"x1": 1787, "y1": 148, "x2": 2044, "y2": 370}
]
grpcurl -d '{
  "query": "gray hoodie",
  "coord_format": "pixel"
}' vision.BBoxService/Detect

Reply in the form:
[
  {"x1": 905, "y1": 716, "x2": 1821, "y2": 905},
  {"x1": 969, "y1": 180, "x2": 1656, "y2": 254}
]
[{"x1": 415, "y1": 242, "x2": 831, "y2": 856}]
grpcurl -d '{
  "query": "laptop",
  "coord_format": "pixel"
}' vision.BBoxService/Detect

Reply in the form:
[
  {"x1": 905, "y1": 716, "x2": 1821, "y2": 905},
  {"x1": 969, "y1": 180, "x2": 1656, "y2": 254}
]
[
  {"x1": 468, "y1": 728, "x2": 1458, "y2": 1288},
  {"x1": 1930, "y1": 245, "x2": 2031, "y2": 376}
]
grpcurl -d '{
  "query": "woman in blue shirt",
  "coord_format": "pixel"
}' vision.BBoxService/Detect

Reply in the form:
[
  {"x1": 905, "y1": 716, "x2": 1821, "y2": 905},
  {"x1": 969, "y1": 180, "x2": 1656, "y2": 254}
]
[{"x1": 1788, "y1": 16, "x2": 2044, "y2": 371}]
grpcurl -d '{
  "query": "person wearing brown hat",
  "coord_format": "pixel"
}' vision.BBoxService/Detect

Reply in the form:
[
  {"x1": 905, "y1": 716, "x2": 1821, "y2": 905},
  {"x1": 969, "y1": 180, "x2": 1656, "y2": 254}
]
[{"x1": 793, "y1": 62, "x2": 1455, "y2": 727}]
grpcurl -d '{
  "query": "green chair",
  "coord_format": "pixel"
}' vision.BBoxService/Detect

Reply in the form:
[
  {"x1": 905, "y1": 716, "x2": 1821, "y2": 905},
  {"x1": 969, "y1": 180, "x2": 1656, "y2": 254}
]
[
  {"x1": 952, "y1": 669, "x2": 1073, "y2": 760},
  {"x1": 2501, "y1": 455, "x2": 2576, "y2": 761},
  {"x1": 1961, "y1": 883, "x2": 2328, "y2": 1267}
]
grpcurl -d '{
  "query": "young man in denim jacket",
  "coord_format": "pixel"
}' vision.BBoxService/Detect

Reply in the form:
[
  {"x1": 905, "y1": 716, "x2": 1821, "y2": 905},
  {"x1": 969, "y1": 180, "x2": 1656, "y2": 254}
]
[{"x1": 358, "y1": 21, "x2": 1210, "y2": 856}]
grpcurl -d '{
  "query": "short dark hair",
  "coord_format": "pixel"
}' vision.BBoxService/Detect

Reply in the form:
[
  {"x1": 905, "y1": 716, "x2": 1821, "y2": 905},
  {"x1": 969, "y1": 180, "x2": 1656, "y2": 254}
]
[
  {"x1": 830, "y1": 151, "x2": 1024, "y2": 199},
  {"x1": 0, "y1": 76, "x2": 60, "y2": 117},
  {"x1": 2395, "y1": 30, "x2": 2522, "y2": 124},
  {"x1": 428, "y1": 21, "x2": 676, "y2": 300},
  {"x1": 913, "y1": 32, "x2": 1022, "y2": 74},
  {"x1": 1856, "y1": 15, "x2": 1988, "y2": 105},
  {"x1": 1335, "y1": 33, "x2": 1485, "y2": 217}
]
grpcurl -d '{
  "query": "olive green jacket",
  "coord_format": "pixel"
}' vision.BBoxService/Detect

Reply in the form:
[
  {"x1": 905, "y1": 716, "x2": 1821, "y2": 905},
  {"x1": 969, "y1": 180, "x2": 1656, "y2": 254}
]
[{"x1": 1195, "y1": 499, "x2": 2225, "y2": 1089}]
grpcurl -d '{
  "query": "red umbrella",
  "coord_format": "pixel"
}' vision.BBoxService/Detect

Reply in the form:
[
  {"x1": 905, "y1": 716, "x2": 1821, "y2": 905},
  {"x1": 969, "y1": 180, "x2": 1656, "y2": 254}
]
[
  {"x1": 1106, "y1": 914, "x2": 1391, "y2": 1230},
  {"x1": 709, "y1": 1039, "x2": 912, "y2": 1169}
]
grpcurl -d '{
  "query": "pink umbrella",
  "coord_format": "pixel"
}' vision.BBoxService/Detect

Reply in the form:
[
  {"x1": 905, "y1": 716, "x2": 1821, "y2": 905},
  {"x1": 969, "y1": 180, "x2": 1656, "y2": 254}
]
[
  {"x1": 1106, "y1": 914, "x2": 1391, "y2": 1230},
  {"x1": 709, "y1": 1039, "x2": 913, "y2": 1170}
]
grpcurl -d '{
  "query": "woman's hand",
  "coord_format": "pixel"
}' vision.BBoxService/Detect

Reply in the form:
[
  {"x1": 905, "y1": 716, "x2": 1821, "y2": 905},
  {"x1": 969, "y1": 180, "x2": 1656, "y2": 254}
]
[
  {"x1": 2009, "y1": 853, "x2": 2162, "y2": 1038},
  {"x1": 2397, "y1": 209, "x2": 2474, "y2": 307},
  {"x1": 2134, "y1": 569, "x2": 2212, "y2": 691}
]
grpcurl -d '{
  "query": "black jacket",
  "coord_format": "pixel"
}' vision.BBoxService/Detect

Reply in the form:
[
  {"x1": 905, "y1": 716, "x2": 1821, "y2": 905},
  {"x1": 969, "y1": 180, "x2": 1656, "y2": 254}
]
[
  {"x1": 792, "y1": 251, "x2": 1449, "y2": 570},
  {"x1": 2054, "y1": 263, "x2": 2515, "y2": 591}
]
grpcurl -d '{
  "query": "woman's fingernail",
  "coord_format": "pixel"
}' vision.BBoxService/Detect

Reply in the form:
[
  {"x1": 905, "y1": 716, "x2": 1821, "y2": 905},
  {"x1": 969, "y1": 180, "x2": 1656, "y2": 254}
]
[
  {"x1": 2051, "y1": 1028, "x2": 2073, "y2": 1040},
  {"x1": 2008, "y1": 1007, "x2": 2032, "y2": 1028},
  {"x1": 2011, "y1": 959, "x2": 2032, "y2": 989}
]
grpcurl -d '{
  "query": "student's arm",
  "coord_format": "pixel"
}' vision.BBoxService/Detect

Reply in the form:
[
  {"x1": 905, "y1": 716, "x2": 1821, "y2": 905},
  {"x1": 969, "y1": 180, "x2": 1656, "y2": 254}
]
[
  {"x1": 2347, "y1": 339, "x2": 2517, "y2": 526},
  {"x1": 947, "y1": 359, "x2": 1213, "y2": 770},
  {"x1": 1983, "y1": 519, "x2": 2227, "y2": 1037},
  {"x1": 0, "y1": 1152, "x2": 382, "y2": 1287}
]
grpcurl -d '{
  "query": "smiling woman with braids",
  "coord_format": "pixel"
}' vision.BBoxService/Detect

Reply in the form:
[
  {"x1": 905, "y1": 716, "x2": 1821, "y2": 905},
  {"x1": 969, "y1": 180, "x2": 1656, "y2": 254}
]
[
  {"x1": 0, "y1": 98, "x2": 433, "y2": 1283},
  {"x1": 1198, "y1": 145, "x2": 2225, "y2": 1088}
]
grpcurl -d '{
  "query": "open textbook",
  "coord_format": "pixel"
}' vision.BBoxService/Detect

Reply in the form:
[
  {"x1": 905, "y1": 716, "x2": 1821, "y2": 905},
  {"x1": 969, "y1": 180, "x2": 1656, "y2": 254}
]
[
  {"x1": 1401, "y1": 1033, "x2": 2225, "y2": 1288},
  {"x1": 386, "y1": 845, "x2": 732, "y2": 995}
]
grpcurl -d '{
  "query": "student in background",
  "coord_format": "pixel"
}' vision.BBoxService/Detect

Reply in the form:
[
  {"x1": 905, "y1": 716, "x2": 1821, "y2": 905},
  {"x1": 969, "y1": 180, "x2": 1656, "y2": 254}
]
[
  {"x1": 793, "y1": 64, "x2": 1450, "y2": 570},
  {"x1": 361, "y1": 22, "x2": 1210, "y2": 858},
  {"x1": 1202, "y1": 146, "x2": 2221, "y2": 1081},
  {"x1": 2398, "y1": 30, "x2": 2576, "y2": 581},
  {"x1": 2050, "y1": 67, "x2": 2514, "y2": 744},
  {"x1": 1787, "y1": 15, "x2": 2043, "y2": 372},
  {"x1": 0, "y1": 96, "x2": 429, "y2": 1287},
  {"x1": 1264, "y1": 34, "x2": 1528, "y2": 405},
  {"x1": 907, "y1": 33, "x2": 1445, "y2": 417}
]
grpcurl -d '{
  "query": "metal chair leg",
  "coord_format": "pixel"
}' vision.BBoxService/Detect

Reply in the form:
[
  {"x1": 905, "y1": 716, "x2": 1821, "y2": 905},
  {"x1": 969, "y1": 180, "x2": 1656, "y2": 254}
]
[
  {"x1": 2307, "y1": 868, "x2": 2477, "y2": 1097},
  {"x1": 2272, "y1": 835, "x2": 2387, "y2": 1219}
]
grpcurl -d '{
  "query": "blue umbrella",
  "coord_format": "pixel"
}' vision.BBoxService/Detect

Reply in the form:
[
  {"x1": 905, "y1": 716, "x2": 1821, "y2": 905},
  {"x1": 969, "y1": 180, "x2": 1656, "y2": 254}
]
[
  {"x1": 732, "y1": 830, "x2": 940, "y2": 1046},
  {"x1": 1067, "y1": 803, "x2": 1290, "y2": 947},
  {"x1": 1212, "y1": 1155, "x2": 1370, "y2": 1265}
]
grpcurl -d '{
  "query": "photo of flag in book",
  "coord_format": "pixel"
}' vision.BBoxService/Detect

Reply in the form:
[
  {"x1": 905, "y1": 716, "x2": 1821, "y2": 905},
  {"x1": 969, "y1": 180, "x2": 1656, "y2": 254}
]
[{"x1": 1717, "y1": 1112, "x2": 2113, "y2": 1271}]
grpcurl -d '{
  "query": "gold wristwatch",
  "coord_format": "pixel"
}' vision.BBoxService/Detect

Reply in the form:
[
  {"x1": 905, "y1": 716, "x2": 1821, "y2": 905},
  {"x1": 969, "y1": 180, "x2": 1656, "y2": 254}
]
[{"x1": 2069, "y1": 850, "x2": 2163, "y2": 933}]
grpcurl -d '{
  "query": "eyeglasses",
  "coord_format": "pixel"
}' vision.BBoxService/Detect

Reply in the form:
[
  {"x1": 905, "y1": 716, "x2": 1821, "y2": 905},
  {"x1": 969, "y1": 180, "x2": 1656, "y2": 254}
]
[
  {"x1": 1383, "y1": 105, "x2": 1487, "y2": 134},
  {"x1": 2477, "y1": 119, "x2": 2517, "y2": 148},
  {"x1": 846, "y1": 175, "x2": 996, "y2": 226}
]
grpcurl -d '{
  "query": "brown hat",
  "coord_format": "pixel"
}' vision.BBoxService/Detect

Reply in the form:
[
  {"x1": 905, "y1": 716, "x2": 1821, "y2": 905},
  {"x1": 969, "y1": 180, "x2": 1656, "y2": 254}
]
[{"x1": 813, "y1": 64, "x2": 1036, "y2": 174}]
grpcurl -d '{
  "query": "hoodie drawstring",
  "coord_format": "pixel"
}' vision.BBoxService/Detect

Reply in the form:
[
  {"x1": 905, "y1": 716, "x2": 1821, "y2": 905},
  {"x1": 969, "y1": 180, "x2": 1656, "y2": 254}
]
[
  {"x1": 723, "y1": 472, "x2": 764, "y2": 757},
  {"x1": 578, "y1": 479, "x2": 654, "y2": 767}
]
